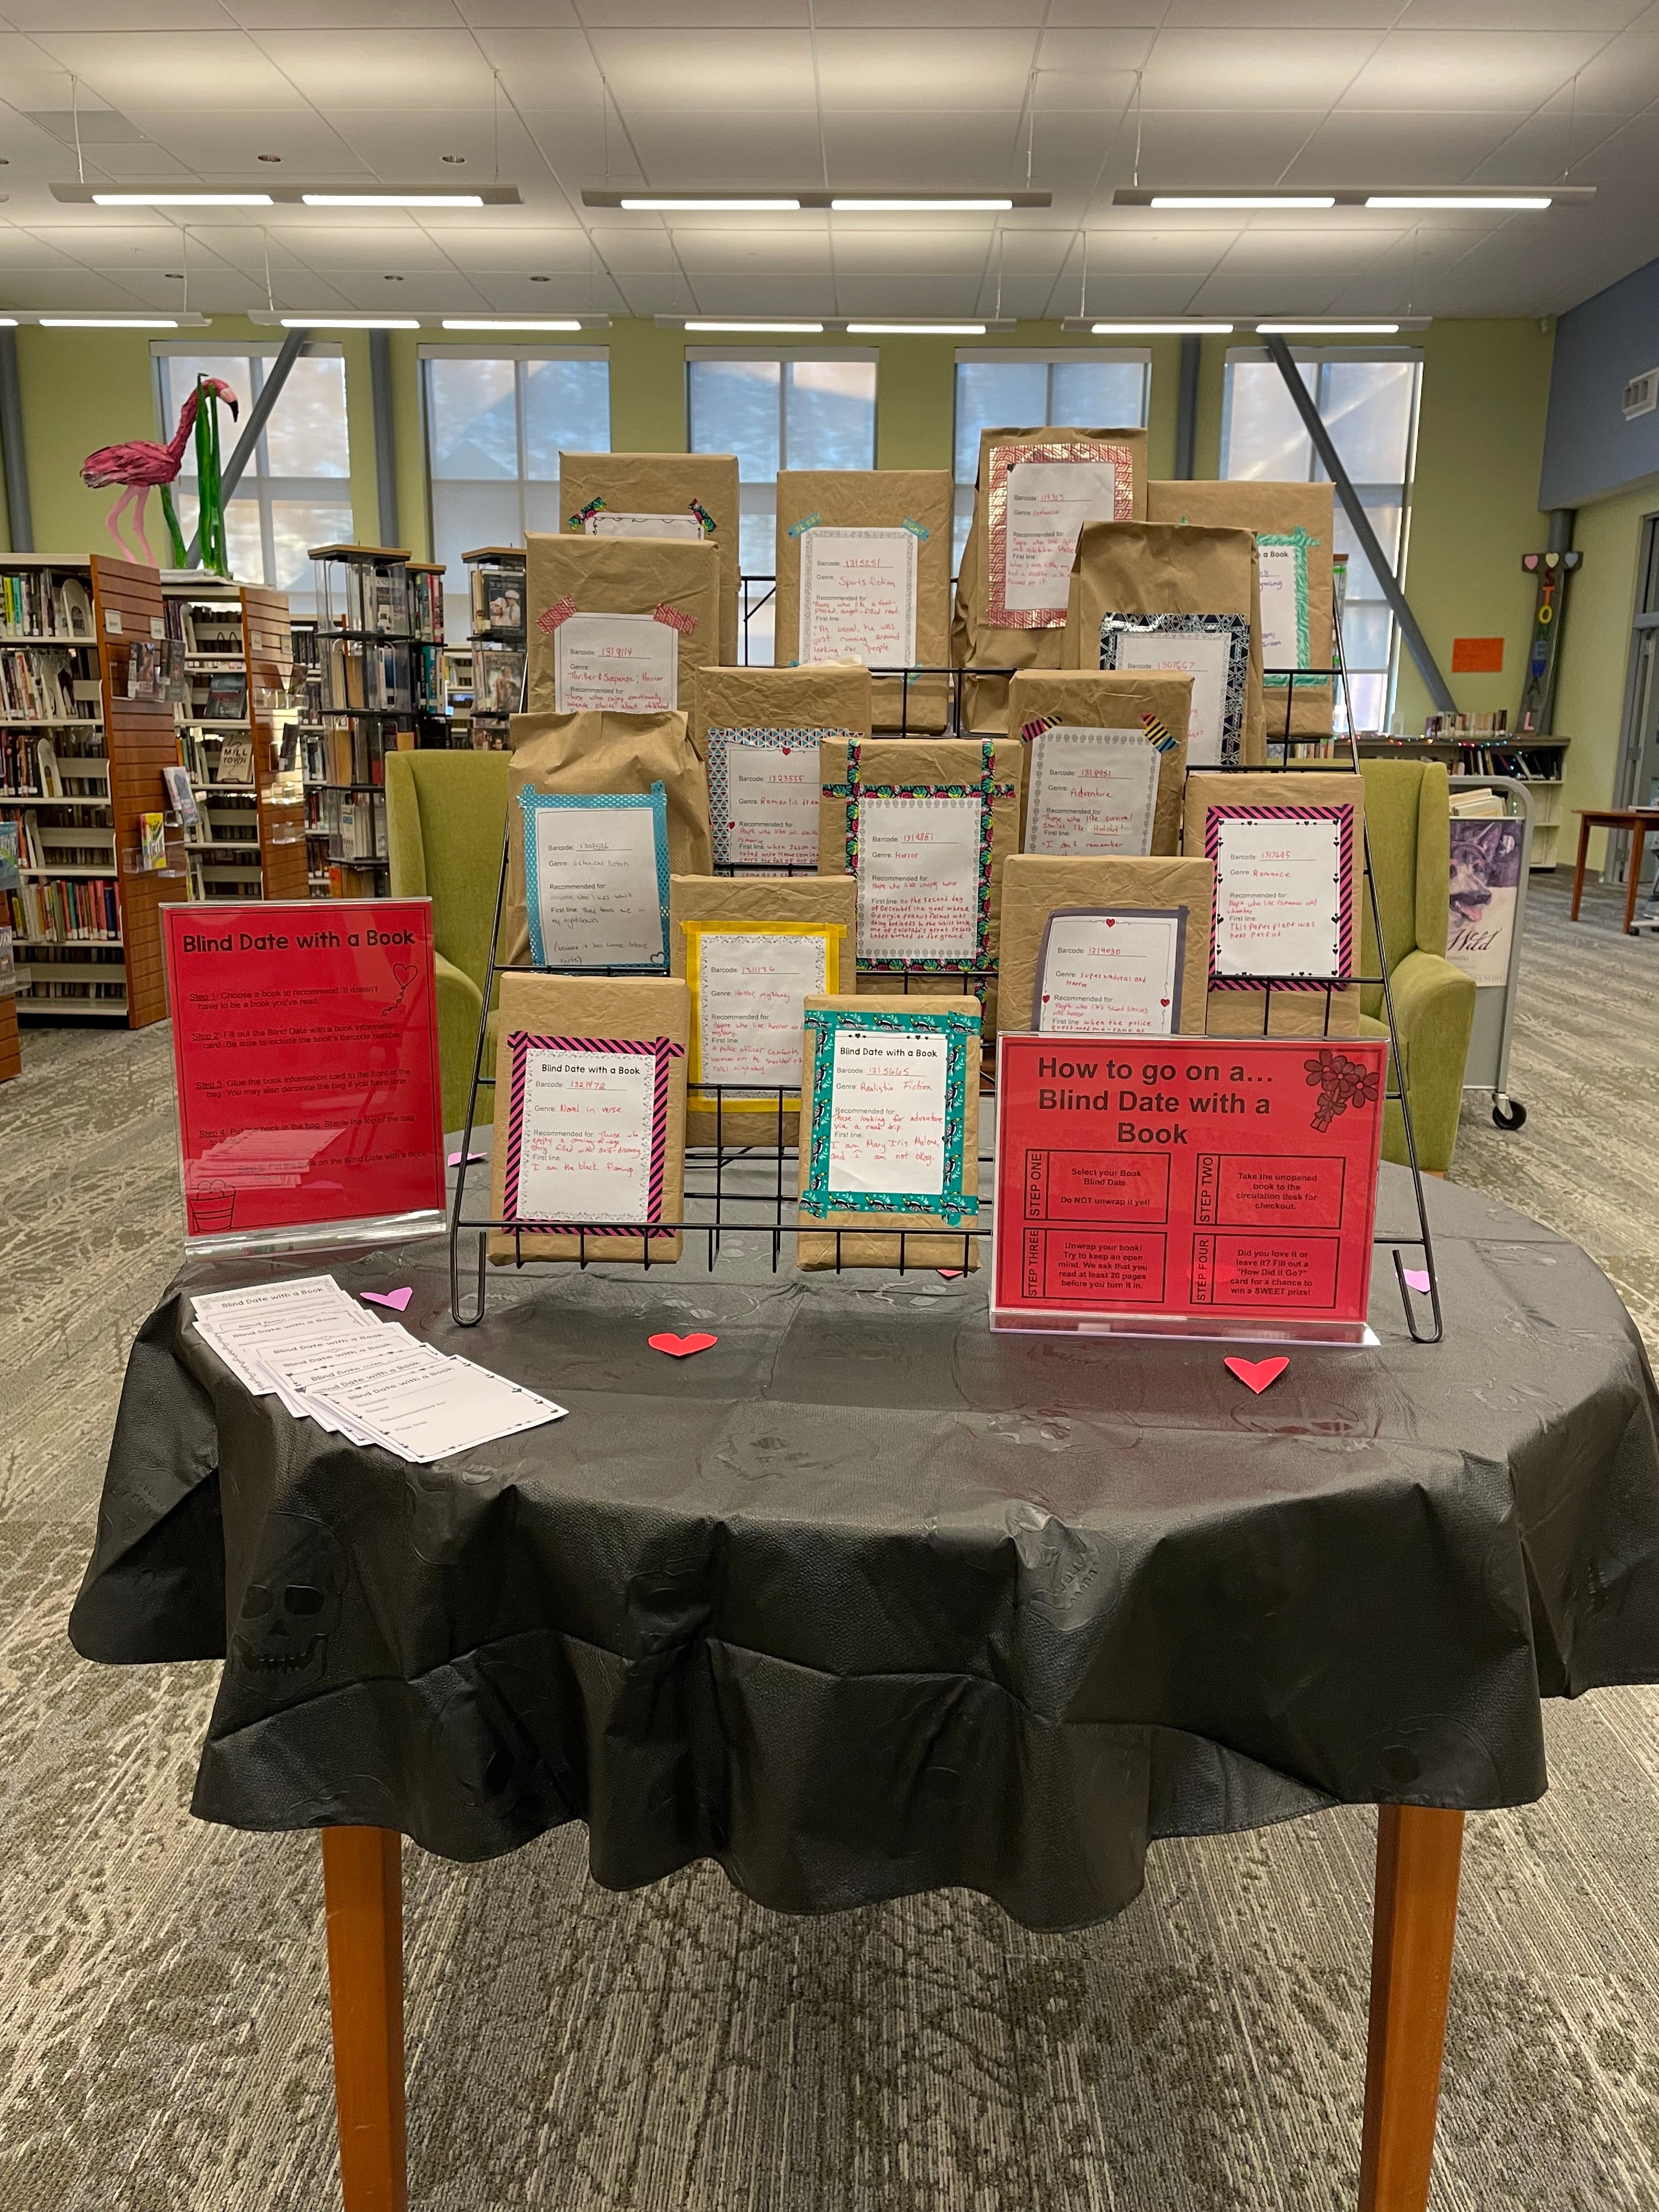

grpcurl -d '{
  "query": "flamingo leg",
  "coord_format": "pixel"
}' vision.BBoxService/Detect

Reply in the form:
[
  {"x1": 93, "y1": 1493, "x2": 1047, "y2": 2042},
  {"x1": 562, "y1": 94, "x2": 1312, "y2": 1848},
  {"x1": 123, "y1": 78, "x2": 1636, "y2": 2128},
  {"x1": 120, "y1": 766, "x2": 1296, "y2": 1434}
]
[
  {"x1": 129, "y1": 485, "x2": 157, "y2": 568},
  {"x1": 105, "y1": 486, "x2": 136, "y2": 558}
]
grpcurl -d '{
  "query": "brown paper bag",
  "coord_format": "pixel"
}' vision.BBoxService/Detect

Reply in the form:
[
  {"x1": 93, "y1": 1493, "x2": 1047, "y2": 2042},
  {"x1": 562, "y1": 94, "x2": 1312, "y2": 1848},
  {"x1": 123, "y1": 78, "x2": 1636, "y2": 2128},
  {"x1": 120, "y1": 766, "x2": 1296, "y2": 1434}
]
[
  {"x1": 526, "y1": 534, "x2": 721, "y2": 714},
  {"x1": 1147, "y1": 481, "x2": 1335, "y2": 738},
  {"x1": 1064, "y1": 521, "x2": 1266, "y2": 768},
  {"x1": 1183, "y1": 770, "x2": 1365, "y2": 1037},
  {"x1": 559, "y1": 451, "x2": 741, "y2": 669},
  {"x1": 488, "y1": 972, "x2": 689, "y2": 1265},
  {"x1": 690, "y1": 664, "x2": 871, "y2": 874},
  {"x1": 998, "y1": 854, "x2": 1214, "y2": 1041},
  {"x1": 816, "y1": 736, "x2": 1022, "y2": 1029},
  {"x1": 796, "y1": 991, "x2": 981, "y2": 1270},
  {"x1": 670, "y1": 873, "x2": 856, "y2": 1151},
  {"x1": 774, "y1": 470, "x2": 953, "y2": 732},
  {"x1": 1006, "y1": 669, "x2": 1190, "y2": 859},
  {"x1": 954, "y1": 425, "x2": 1149, "y2": 733},
  {"x1": 504, "y1": 710, "x2": 712, "y2": 969}
]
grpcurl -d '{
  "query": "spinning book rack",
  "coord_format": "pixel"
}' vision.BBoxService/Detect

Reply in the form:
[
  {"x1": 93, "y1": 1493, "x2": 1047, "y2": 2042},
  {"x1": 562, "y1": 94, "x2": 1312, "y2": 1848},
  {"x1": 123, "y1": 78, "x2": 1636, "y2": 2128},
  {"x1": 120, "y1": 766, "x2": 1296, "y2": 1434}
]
[{"x1": 448, "y1": 653, "x2": 1442, "y2": 1345}]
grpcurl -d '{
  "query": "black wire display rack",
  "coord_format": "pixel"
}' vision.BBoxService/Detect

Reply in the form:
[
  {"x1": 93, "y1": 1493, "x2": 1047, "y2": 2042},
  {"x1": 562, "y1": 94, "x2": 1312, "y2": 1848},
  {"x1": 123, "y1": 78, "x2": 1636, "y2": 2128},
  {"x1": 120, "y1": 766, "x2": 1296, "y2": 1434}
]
[{"x1": 448, "y1": 635, "x2": 1442, "y2": 1344}]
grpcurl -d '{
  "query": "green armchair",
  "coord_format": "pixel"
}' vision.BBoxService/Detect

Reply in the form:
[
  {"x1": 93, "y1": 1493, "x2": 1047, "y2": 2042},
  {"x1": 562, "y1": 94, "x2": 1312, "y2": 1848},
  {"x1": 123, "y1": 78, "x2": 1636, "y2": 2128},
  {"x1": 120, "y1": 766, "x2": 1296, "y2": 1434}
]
[
  {"x1": 1357, "y1": 758, "x2": 1476, "y2": 1175},
  {"x1": 386, "y1": 750, "x2": 511, "y2": 1130}
]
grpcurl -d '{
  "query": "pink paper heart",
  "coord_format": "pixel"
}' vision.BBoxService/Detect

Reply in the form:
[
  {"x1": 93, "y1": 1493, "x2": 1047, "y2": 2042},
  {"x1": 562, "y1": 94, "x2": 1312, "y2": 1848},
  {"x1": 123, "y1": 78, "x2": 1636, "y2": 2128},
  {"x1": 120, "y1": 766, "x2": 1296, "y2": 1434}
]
[
  {"x1": 649, "y1": 1331, "x2": 718, "y2": 1358},
  {"x1": 936, "y1": 1268, "x2": 964, "y2": 1279},
  {"x1": 447, "y1": 1149, "x2": 487, "y2": 1166},
  {"x1": 1225, "y1": 1355, "x2": 1289, "y2": 1395},
  {"x1": 362, "y1": 1286, "x2": 413, "y2": 1312},
  {"x1": 1403, "y1": 1267, "x2": 1431, "y2": 1294}
]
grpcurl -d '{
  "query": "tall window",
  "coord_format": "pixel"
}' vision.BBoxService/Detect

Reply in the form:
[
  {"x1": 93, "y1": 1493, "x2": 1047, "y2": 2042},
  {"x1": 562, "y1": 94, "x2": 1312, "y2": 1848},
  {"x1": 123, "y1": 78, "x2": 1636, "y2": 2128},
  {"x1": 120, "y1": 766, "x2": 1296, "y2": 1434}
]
[
  {"x1": 155, "y1": 346, "x2": 352, "y2": 613},
  {"x1": 953, "y1": 350, "x2": 1150, "y2": 566},
  {"x1": 687, "y1": 350, "x2": 878, "y2": 661},
  {"x1": 1221, "y1": 349, "x2": 1422, "y2": 733},
  {"x1": 422, "y1": 347, "x2": 611, "y2": 634}
]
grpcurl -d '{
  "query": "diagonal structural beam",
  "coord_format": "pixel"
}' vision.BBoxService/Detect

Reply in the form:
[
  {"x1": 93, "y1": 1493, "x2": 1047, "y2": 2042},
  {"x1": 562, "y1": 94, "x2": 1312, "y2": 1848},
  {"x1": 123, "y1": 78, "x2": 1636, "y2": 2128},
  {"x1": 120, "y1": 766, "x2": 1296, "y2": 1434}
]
[
  {"x1": 184, "y1": 328, "x2": 311, "y2": 567},
  {"x1": 1261, "y1": 331, "x2": 1454, "y2": 715}
]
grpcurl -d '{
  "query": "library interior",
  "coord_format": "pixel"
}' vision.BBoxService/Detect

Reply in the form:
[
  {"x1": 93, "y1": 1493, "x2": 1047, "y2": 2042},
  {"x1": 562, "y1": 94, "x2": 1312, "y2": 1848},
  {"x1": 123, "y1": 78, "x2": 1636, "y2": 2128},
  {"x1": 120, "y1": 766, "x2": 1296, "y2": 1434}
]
[{"x1": 4, "y1": 7, "x2": 1659, "y2": 2210}]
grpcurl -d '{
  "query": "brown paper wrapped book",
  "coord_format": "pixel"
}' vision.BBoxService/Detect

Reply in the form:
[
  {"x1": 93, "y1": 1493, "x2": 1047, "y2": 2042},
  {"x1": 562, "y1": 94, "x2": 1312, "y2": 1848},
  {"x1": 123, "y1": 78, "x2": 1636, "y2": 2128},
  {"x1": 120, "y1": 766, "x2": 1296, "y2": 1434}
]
[
  {"x1": 487, "y1": 972, "x2": 690, "y2": 1266},
  {"x1": 503, "y1": 710, "x2": 712, "y2": 971},
  {"x1": 526, "y1": 534, "x2": 721, "y2": 715},
  {"x1": 816, "y1": 735, "x2": 1022, "y2": 1026},
  {"x1": 1064, "y1": 520, "x2": 1266, "y2": 768},
  {"x1": 953, "y1": 424, "x2": 1149, "y2": 733},
  {"x1": 669, "y1": 872, "x2": 856, "y2": 1151},
  {"x1": 998, "y1": 854, "x2": 1214, "y2": 1041},
  {"x1": 796, "y1": 991, "x2": 982, "y2": 1271},
  {"x1": 1183, "y1": 769, "x2": 1365, "y2": 1038},
  {"x1": 1147, "y1": 480, "x2": 1335, "y2": 738},
  {"x1": 558, "y1": 451, "x2": 741, "y2": 669},
  {"x1": 774, "y1": 470, "x2": 953, "y2": 731},
  {"x1": 689, "y1": 664, "x2": 871, "y2": 876},
  {"x1": 1006, "y1": 668, "x2": 1190, "y2": 859}
]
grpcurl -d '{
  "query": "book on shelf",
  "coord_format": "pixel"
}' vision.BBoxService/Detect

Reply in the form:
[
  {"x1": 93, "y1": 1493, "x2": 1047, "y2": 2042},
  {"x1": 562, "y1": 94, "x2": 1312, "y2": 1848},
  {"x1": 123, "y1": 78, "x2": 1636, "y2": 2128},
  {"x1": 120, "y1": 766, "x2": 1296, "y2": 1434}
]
[
  {"x1": 0, "y1": 646, "x2": 98, "y2": 721},
  {"x1": 471, "y1": 565, "x2": 524, "y2": 636},
  {"x1": 0, "y1": 569, "x2": 94, "y2": 640},
  {"x1": 5, "y1": 874, "x2": 121, "y2": 944},
  {"x1": 204, "y1": 669, "x2": 248, "y2": 720}
]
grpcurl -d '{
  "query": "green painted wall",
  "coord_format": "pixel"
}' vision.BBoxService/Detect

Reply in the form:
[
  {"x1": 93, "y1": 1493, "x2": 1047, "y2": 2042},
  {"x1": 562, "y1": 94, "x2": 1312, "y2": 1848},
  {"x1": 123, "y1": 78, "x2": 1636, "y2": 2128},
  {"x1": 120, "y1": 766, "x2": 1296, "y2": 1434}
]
[{"x1": 1553, "y1": 474, "x2": 1658, "y2": 867}]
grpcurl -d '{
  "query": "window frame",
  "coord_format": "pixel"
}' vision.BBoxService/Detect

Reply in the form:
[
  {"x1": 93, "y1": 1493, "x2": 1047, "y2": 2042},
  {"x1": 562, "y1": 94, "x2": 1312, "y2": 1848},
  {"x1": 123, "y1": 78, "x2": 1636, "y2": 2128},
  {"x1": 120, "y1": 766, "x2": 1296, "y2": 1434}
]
[
  {"x1": 950, "y1": 347, "x2": 1152, "y2": 568},
  {"x1": 419, "y1": 341, "x2": 613, "y2": 535},
  {"x1": 1220, "y1": 344, "x2": 1423, "y2": 730},
  {"x1": 151, "y1": 339, "x2": 352, "y2": 602}
]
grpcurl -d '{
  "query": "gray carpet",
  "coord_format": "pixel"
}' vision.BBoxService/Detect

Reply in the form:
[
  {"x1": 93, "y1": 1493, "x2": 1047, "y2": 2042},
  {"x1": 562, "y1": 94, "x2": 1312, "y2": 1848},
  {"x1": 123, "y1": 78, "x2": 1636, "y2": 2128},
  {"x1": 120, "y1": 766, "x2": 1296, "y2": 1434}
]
[{"x1": 2, "y1": 872, "x2": 1658, "y2": 2211}]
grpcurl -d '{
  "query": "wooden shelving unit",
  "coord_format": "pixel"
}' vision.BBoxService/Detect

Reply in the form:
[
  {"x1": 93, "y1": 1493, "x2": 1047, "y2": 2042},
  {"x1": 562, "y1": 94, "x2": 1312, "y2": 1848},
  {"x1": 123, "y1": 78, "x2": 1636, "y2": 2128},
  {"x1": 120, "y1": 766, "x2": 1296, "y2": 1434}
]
[
  {"x1": 162, "y1": 577, "x2": 305, "y2": 905},
  {"x1": 0, "y1": 978, "x2": 19, "y2": 1080}
]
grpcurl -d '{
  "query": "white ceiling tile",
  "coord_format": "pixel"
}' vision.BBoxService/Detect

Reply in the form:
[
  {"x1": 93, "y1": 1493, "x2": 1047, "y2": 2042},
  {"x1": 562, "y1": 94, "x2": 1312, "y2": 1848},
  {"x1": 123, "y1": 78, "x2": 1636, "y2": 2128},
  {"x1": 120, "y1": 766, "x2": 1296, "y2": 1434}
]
[
  {"x1": 116, "y1": 108, "x2": 367, "y2": 171},
  {"x1": 1156, "y1": 1, "x2": 1404, "y2": 19},
  {"x1": 1032, "y1": 29, "x2": 1160, "y2": 76},
  {"x1": 1397, "y1": 0, "x2": 1645, "y2": 26},
  {"x1": 816, "y1": 31, "x2": 1040, "y2": 110},
  {"x1": 452, "y1": 0, "x2": 582, "y2": 19},
  {"x1": 1126, "y1": 108, "x2": 1350, "y2": 184},
  {"x1": 543, "y1": 0, "x2": 803, "y2": 19},
  {"x1": 1280, "y1": 109, "x2": 1538, "y2": 184},
  {"x1": 3, "y1": 0, "x2": 229, "y2": 22},
  {"x1": 1545, "y1": 31, "x2": 1659, "y2": 116},
  {"x1": 1337, "y1": 31, "x2": 1610, "y2": 111},
  {"x1": 24, "y1": 32, "x2": 314, "y2": 108},
  {"x1": 668, "y1": 227, "x2": 834, "y2": 274},
  {"x1": 1036, "y1": 0, "x2": 1180, "y2": 22},
  {"x1": 1140, "y1": 30, "x2": 1389, "y2": 110},
  {"x1": 814, "y1": 0, "x2": 1051, "y2": 22},
  {"x1": 224, "y1": 0, "x2": 484, "y2": 23},
  {"x1": 830, "y1": 226, "x2": 992, "y2": 272},
  {"x1": 618, "y1": 111, "x2": 827, "y2": 185},
  {"x1": 586, "y1": 30, "x2": 817, "y2": 110},
  {"x1": 818, "y1": 108, "x2": 1025, "y2": 179},
  {"x1": 249, "y1": 30, "x2": 501, "y2": 109}
]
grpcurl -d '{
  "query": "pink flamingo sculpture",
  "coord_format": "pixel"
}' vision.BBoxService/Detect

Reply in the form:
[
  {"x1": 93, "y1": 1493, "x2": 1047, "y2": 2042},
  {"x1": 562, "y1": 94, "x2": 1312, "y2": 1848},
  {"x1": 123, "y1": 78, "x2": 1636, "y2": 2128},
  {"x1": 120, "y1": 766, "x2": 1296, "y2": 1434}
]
[{"x1": 80, "y1": 377, "x2": 239, "y2": 567}]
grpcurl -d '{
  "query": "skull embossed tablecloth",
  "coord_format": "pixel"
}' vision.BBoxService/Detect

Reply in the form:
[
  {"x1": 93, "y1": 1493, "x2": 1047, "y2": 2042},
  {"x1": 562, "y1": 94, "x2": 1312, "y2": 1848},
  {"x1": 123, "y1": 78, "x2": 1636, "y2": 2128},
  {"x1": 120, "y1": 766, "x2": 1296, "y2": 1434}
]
[{"x1": 71, "y1": 1167, "x2": 1659, "y2": 1933}]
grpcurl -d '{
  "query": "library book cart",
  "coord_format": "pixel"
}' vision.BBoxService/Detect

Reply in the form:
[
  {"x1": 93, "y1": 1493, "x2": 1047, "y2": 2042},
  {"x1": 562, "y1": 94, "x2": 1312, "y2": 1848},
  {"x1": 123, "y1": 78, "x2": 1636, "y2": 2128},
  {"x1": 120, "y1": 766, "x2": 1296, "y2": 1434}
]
[{"x1": 1, "y1": 554, "x2": 176, "y2": 1026}]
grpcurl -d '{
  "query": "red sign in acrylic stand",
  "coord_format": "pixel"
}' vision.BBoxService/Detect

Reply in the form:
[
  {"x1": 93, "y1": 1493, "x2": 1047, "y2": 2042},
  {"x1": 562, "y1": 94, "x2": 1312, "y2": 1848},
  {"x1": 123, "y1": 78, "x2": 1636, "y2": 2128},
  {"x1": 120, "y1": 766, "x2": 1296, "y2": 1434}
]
[
  {"x1": 162, "y1": 899, "x2": 445, "y2": 1252},
  {"x1": 993, "y1": 1032, "x2": 1389, "y2": 1344}
]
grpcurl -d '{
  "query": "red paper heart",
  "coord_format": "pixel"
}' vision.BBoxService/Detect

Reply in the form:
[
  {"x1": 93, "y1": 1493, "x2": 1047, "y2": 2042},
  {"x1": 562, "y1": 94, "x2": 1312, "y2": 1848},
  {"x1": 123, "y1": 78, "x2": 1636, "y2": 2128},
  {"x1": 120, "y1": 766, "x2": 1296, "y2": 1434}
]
[
  {"x1": 1103, "y1": 917, "x2": 1115, "y2": 927},
  {"x1": 1225, "y1": 1355, "x2": 1288, "y2": 1395},
  {"x1": 648, "y1": 1331, "x2": 718, "y2": 1358},
  {"x1": 1159, "y1": 997, "x2": 1170, "y2": 1006},
  {"x1": 1041, "y1": 993, "x2": 1051, "y2": 1002}
]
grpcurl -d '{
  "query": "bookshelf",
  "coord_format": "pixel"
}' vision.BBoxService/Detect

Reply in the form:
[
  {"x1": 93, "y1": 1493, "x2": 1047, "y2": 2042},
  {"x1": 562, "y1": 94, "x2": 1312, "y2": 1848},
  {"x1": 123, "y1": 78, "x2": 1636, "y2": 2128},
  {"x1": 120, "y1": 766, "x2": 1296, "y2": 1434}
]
[
  {"x1": 1425, "y1": 713, "x2": 1570, "y2": 869},
  {"x1": 311, "y1": 543, "x2": 419, "y2": 896},
  {"x1": 290, "y1": 616, "x2": 334, "y2": 897},
  {"x1": 462, "y1": 546, "x2": 525, "y2": 750},
  {"x1": 162, "y1": 577, "x2": 307, "y2": 906},
  {"x1": 407, "y1": 561, "x2": 456, "y2": 748},
  {"x1": 1, "y1": 554, "x2": 178, "y2": 1025}
]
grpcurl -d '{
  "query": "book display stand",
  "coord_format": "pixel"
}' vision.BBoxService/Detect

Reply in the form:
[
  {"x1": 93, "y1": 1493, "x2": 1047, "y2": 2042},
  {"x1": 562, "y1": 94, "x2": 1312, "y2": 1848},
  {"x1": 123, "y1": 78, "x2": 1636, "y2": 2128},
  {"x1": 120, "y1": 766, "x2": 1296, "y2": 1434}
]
[{"x1": 447, "y1": 645, "x2": 1442, "y2": 1345}]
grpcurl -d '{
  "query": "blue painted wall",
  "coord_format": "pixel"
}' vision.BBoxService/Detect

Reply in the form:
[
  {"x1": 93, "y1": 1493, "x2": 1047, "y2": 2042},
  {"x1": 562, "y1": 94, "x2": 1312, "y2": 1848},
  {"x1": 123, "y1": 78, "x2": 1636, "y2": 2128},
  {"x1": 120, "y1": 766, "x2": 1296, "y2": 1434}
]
[{"x1": 1541, "y1": 254, "x2": 1659, "y2": 509}]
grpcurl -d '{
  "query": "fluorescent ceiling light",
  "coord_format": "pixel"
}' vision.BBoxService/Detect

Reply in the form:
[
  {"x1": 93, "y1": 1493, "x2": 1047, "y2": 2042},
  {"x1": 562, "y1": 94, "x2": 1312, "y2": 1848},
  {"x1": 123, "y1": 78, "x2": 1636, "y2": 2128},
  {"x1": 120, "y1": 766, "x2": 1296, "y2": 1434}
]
[
  {"x1": 91, "y1": 191, "x2": 273, "y2": 207},
  {"x1": 442, "y1": 318, "x2": 584, "y2": 331},
  {"x1": 301, "y1": 193, "x2": 484, "y2": 208},
  {"x1": 1256, "y1": 321, "x2": 1400, "y2": 334},
  {"x1": 41, "y1": 315, "x2": 179, "y2": 328},
  {"x1": 1365, "y1": 194, "x2": 1551, "y2": 211},
  {"x1": 831, "y1": 197, "x2": 1012, "y2": 212},
  {"x1": 280, "y1": 315, "x2": 421, "y2": 330},
  {"x1": 1090, "y1": 320, "x2": 1233, "y2": 334},
  {"x1": 622, "y1": 196, "x2": 802, "y2": 212},
  {"x1": 684, "y1": 318, "x2": 824, "y2": 332},
  {"x1": 846, "y1": 321, "x2": 986, "y2": 335},
  {"x1": 1149, "y1": 194, "x2": 1336, "y2": 210}
]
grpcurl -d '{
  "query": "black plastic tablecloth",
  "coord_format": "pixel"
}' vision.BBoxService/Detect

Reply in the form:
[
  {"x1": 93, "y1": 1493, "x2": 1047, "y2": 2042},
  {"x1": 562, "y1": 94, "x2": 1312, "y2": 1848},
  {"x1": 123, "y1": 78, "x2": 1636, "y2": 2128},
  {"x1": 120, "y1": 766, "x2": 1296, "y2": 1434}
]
[{"x1": 71, "y1": 1167, "x2": 1659, "y2": 1932}]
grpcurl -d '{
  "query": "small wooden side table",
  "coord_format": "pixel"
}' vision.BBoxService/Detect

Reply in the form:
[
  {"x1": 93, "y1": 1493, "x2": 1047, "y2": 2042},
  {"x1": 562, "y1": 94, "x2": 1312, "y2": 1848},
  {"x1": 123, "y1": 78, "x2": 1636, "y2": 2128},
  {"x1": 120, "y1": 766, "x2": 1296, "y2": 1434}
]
[{"x1": 1570, "y1": 809, "x2": 1659, "y2": 935}]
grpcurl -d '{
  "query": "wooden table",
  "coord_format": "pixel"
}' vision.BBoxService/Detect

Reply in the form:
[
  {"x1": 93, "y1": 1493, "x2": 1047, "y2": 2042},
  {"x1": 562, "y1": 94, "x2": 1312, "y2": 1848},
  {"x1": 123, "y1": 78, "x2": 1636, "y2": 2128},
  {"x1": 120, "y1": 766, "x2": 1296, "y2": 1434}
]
[
  {"x1": 1571, "y1": 808, "x2": 1659, "y2": 934},
  {"x1": 320, "y1": 1804, "x2": 1466, "y2": 2212}
]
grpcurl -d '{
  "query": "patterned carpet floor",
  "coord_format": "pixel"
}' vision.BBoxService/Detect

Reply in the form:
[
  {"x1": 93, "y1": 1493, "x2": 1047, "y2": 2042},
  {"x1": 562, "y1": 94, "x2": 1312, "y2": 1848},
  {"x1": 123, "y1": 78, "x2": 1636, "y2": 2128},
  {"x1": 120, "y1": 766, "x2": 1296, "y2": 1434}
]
[{"x1": 1, "y1": 872, "x2": 1657, "y2": 2211}]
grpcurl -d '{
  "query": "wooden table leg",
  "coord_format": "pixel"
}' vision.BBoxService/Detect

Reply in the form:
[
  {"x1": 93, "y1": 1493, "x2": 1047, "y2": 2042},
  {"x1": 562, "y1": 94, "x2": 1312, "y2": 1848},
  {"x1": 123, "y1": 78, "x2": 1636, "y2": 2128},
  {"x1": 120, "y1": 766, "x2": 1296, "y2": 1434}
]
[
  {"x1": 1624, "y1": 824, "x2": 1647, "y2": 935},
  {"x1": 321, "y1": 1827, "x2": 408, "y2": 2212},
  {"x1": 1357, "y1": 1805, "x2": 1464, "y2": 2211},
  {"x1": 1571, "y1": 815, "x2": 1591, "y2": 919}
]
